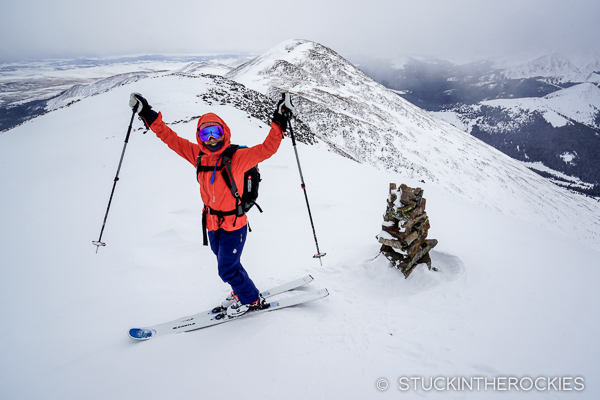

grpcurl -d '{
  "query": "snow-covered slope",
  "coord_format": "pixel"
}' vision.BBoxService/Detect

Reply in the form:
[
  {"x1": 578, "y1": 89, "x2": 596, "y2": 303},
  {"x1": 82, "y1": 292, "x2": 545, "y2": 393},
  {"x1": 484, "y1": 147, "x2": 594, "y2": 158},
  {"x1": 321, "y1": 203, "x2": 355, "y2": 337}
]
[
  {"x1": 471, "y1": 83, "x2": 600, "y2": 129},
  {"x1": 1, "y1": 60, "x2": 600, "y2": 400},
  {"x1": 226, "y1": 40, "x2": 600, "y2": 249},
  {"x1": 543, "y1": 83, "x2": 600, "y2": 127},
  {"x1": 434, "y1": 82, "x2": 600, "y2": 133},
  {"x1": 173, "y1": 61, "x2": 232, "y2": 76},
  {"x1": 45, "y1": 71, "x2": 154, "y2": 110}
]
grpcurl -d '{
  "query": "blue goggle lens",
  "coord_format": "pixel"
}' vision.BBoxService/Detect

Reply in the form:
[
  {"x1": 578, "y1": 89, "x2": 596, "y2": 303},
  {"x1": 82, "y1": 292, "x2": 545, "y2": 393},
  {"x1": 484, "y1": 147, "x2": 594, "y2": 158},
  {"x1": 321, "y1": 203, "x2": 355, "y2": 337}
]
[{"x1": 198, "y1": 125, "x2": 223, "y2": 142}]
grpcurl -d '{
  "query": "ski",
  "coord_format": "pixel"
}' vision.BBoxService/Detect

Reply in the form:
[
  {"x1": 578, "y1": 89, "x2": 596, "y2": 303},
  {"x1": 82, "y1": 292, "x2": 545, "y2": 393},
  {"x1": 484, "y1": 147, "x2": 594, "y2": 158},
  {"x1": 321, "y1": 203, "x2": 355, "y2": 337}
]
[
  {"x1": 187, "y1": 288, "x2": 329, "y2": 333},
  {"x1": 128, "y1": 275, "x2": 316, "y2": 340}
]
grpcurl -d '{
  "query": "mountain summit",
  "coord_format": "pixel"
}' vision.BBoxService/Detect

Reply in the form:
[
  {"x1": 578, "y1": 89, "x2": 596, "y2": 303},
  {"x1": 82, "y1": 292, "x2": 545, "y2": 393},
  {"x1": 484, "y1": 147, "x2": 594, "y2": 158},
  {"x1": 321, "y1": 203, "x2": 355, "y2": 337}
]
[{"x1": 227, "y1": 40, "x2": 600, "y2": 249}]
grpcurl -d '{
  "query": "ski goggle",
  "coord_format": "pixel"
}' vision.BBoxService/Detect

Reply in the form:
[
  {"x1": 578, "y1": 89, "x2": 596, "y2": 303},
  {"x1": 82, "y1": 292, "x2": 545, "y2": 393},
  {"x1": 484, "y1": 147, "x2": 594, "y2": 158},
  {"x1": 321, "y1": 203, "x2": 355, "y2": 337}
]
[{"x1": 198, "y1": 125, "x2": 224, "y2": 142}]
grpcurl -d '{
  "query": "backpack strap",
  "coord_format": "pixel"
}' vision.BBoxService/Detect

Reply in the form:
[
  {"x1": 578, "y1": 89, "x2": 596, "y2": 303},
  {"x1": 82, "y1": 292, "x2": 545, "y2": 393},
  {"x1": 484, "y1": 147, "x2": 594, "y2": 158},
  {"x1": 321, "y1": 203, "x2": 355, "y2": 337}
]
[
  {"x1": 220, "y1": 145, "x2": 244, "y2": 217},
  {"x1": 196, "y1": 151, "x2": 208, "y2": 182},
  {"x1": 195, "y1": 146, "x2": 241, "y2": 181}
]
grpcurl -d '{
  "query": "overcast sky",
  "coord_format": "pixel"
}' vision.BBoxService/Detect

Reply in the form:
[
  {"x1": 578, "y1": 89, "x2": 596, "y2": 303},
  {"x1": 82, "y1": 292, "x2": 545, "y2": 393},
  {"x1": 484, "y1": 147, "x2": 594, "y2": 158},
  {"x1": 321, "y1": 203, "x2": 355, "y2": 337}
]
[{"x1": 1, "y1": 0, "x2": 599, "y2": 63}]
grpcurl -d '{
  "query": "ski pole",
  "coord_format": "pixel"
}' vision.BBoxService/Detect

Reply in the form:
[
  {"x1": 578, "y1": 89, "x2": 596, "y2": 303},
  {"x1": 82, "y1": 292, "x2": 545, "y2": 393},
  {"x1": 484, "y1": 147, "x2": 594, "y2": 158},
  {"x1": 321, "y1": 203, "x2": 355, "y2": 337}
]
[
  {"x1": 286, "y1": 106, "x2": 326, "y2": 265},
  {"x1": 92, "y1": 109, "x2": 136, "y2": 253}
]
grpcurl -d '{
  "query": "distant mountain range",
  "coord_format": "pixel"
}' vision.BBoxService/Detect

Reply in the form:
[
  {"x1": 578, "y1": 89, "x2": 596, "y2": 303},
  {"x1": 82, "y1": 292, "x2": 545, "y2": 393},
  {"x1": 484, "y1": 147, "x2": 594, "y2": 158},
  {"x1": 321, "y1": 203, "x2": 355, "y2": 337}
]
[
  {"x1": 0, "y1": 55, "x2": 251, "y2": 132},
  {"x1": 355, "y1": 52, "x2": 600, "y2": 196},
  {"x1": 3, "y1": 48, "x2": 599, "y2": 199}
]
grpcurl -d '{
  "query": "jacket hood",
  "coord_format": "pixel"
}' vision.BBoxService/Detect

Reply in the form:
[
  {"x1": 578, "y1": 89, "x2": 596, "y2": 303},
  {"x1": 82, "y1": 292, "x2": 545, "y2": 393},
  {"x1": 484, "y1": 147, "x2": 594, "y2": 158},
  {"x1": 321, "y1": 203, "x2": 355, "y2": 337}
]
[{"x1": 196, "y1": 113, "x2": 231, "y2": 154}]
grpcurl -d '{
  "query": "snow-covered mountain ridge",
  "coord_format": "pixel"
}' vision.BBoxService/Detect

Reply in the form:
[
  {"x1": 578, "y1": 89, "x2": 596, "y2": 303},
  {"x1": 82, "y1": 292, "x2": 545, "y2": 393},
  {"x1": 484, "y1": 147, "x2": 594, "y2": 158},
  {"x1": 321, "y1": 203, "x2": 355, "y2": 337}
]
[
  {"x1": 5, "y1": 40, "x2": 600, "y2": 249},
  {"x1": 492, "y1": 51, "x2": 600, "y2": 83},
  {"x1": 45, "y1": 71, "x2": 154, "y2": 110},
  {"x1": 226, "y1": 40, "x2": 600, "y2": 249}
]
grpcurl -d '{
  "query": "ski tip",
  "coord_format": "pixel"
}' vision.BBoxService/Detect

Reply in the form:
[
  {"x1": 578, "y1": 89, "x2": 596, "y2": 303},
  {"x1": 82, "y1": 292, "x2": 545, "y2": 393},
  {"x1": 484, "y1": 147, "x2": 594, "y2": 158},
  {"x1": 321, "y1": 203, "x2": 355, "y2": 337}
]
[{"x1": 128, "y1": 328, "x2": 156, "y2": 340}]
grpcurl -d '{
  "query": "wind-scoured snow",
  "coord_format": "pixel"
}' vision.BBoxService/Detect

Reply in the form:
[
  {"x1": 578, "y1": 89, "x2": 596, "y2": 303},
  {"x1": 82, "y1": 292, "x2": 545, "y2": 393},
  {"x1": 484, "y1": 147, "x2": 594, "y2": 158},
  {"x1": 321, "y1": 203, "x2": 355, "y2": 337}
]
[{"x1": 1, "y1": 41, "x2": 600, "y2": 400}]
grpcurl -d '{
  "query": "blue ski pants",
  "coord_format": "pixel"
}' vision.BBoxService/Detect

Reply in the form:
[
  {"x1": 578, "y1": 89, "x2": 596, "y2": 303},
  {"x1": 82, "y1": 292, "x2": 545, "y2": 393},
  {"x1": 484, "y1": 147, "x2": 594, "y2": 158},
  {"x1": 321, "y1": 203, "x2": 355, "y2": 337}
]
[{"x1": 208, "y1": 225, "x2": 259, "y2": 305}]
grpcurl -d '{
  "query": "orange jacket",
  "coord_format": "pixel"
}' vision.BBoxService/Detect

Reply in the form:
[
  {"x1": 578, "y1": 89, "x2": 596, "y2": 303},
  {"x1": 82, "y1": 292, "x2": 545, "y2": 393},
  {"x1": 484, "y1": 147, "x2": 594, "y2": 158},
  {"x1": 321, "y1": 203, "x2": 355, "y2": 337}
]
[{"x1": 150, "y1": 112, "x2": 284, "y2": 231}]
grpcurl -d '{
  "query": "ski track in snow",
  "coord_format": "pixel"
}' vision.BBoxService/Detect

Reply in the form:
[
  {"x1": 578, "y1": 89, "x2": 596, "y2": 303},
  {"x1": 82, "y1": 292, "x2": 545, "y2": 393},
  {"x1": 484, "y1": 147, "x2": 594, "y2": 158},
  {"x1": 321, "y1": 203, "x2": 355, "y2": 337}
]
[{"x1": 1, "y1": 43, "x2": 600, "y2": 399}]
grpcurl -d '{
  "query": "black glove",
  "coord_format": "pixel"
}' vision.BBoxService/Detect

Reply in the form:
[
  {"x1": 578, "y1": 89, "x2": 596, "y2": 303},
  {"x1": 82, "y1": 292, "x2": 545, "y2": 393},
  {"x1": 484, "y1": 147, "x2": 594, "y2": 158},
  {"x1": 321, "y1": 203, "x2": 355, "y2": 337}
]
[
  {"x1": 129, "y1": 92, "x2": 158, "y2": 128},
  {"x1": 129, "y1": 92, "x2": 150, "y2": 114},
  {"x1": 272, "y1": 92, "x2": 295, "y2": 132}
]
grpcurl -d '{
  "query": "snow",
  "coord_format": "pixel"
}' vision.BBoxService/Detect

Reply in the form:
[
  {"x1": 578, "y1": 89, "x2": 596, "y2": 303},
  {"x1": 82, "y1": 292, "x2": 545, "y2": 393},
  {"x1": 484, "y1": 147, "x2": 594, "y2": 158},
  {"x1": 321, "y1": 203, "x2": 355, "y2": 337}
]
[
  {"x1": 227, "y1": 40, "x2": 600, "y2": 250},
  {"x1": 541, "y1": 109, "x2": 570, "y2": 127},
  {"x1": 173, "y1": 62, "x2": 232, "y2": 77},
  {"x1": 378, "y1": 229, "x2": 396, "y2": 240},
  {"x1": 438, "y1": 83, "x2": 599, "y2": 133},
  {"x1": 491, "y1": 51, "x2": 600, "y2": 82},
  {"x1": 0, "y1": 55, "x2": 251, "y2": 109},
  {"x1": 559, "y1": 152, "x2": 576, "y2": 165},
  {"x1": 543, "y1": 83, "x2": 600, "y2": 127},
  {"x1": 429, "y1": 110, "x2": 469, "y2": 131},
  {"x1": 479, "y1": 83, "x2": 600, "y2": 130},
  {"x1": 1, "y1": 46, "x2": 600, "y2": 399},
  {"x1": 521, "y1": 161, "x2": 594, "y2": 190}
]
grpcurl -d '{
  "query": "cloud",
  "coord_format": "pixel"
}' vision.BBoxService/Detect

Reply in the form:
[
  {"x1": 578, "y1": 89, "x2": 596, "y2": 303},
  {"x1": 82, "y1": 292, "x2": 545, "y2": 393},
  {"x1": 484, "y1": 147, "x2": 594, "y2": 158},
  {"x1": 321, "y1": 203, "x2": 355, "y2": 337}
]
[{"x1": 1, "y1": 0, "x2": 599, "y2": 63}]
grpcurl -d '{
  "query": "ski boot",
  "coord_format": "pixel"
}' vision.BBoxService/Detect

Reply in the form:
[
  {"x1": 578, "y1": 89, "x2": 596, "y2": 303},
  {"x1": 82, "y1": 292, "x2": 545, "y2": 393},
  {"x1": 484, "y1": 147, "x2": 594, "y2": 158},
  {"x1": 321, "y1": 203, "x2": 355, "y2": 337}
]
[
  {"x1": 226, "y1": 294, "x2": 267, "y2": 318},
  {"x1": 221, "y1": 291, "x2": 237, "y2": 309}
]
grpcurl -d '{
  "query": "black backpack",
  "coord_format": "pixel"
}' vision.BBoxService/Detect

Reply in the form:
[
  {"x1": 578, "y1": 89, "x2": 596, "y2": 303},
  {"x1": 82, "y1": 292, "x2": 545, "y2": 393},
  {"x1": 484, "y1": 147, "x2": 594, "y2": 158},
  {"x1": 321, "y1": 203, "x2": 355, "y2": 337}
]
[{"x1": 196, "y1": 145, "x2": 262, "y2": 244}]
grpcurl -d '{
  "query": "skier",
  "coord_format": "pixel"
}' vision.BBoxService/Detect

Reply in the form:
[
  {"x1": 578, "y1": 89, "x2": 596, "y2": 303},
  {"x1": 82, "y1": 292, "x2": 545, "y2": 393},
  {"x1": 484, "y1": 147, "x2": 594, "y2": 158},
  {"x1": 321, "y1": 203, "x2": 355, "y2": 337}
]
[{"x1": 129, "y1": 92, "x2": 293, "y2": 318}]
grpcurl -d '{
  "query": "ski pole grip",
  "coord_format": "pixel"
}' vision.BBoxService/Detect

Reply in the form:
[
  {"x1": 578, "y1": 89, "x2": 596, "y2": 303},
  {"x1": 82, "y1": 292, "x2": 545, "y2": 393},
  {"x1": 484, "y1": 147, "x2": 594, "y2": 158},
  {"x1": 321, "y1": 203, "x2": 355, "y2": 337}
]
[{"x1": 283, "y1": 92, "x2": 295, "y2": 115}]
